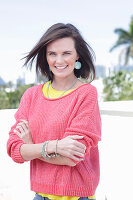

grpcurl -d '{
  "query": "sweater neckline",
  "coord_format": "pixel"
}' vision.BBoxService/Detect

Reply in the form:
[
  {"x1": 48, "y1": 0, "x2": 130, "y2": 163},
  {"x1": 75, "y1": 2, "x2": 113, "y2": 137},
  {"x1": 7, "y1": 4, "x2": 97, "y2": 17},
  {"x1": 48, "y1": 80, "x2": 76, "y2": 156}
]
[{"x1": 40, "y1": 82, "x2": 90, "y2": 101}]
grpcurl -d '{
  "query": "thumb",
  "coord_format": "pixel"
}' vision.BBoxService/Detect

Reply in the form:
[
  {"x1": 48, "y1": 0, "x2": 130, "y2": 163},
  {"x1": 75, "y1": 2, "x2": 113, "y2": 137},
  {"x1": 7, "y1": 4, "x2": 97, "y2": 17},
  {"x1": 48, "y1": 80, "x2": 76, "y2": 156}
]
[{"x1": 67, "y1": 135, "x2": 84, "y2": 139}]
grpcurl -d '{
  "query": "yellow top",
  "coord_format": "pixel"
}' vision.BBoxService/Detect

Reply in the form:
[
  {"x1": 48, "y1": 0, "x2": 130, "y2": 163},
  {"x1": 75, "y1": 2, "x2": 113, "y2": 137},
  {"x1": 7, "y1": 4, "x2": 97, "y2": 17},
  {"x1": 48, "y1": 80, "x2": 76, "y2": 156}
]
[
  {"x1": 37, "y1": 81, "x2": 96, "y2": 200},
  {"x1": 37, "y1": 192, "x2": 96, "y2": 200},
  {"x1": 42, "y1": 81, "x2": 75, "y2": 99}
]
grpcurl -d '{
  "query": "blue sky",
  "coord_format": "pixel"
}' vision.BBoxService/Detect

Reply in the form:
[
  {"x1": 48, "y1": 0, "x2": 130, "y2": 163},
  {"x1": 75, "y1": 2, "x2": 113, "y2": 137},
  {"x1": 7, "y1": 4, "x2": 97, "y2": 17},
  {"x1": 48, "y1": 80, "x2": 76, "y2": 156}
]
[{"x1": 0, "y1": 0, "x2": 133, "y2": 83}]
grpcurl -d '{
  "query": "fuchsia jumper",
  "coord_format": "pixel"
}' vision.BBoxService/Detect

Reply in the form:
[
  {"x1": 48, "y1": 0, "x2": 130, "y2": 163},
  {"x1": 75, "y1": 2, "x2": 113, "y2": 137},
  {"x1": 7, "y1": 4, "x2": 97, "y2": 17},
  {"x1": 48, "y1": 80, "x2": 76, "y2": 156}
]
[{"x1": 7, "y1": 83, "x2": 101, "y2": 197}]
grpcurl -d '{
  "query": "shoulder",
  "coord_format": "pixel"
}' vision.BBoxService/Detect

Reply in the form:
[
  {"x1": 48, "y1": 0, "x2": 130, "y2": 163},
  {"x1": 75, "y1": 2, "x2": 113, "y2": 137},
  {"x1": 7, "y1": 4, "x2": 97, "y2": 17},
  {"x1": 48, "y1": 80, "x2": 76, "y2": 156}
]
[
  {"x1": 76, "y1": 82, "x2": 98, "y2": 99},
  {"x1": 21, "y1": 84, "x2": 43, "y2": 99},
  {"x1": 76, "y1": 79, "x2": 97, "y2": 91}
]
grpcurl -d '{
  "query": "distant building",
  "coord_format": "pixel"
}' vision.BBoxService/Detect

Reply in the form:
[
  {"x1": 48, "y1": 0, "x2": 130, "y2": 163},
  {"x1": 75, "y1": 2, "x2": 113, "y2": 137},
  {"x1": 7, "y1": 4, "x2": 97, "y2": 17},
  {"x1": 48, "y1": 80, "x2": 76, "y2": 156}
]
[
  {"x1": 113, "y1": 65, "x2": 133, "y2": 73},
  {"x1": 16, "y1": 75, "x2": 26, "y2": 86},
  {"x1": 0, "y1": 77, "x2": 6, "y2": 86},
  {"x1": 95, "y1": 65, "x2": 107, "y2": 79}
]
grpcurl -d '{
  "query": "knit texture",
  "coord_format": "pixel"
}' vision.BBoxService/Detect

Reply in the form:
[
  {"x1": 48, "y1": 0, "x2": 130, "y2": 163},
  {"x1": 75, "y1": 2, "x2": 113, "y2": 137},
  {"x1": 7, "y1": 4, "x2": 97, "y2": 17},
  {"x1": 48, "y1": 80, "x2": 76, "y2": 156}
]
[
  {"x1": 7, "y1": 83, "x2": 101, "y2": 197},
  {"x1": 38, "y1": 82, "x2": 96, "y2": 200}
]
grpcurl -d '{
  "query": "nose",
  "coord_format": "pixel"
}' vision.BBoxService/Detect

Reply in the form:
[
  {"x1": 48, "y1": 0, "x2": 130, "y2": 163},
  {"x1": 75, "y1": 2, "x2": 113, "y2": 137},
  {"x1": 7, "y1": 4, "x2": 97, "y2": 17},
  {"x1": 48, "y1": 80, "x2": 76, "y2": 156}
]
[{"x1": 55, "y1": 55, "x2": 64, "y2": 64}]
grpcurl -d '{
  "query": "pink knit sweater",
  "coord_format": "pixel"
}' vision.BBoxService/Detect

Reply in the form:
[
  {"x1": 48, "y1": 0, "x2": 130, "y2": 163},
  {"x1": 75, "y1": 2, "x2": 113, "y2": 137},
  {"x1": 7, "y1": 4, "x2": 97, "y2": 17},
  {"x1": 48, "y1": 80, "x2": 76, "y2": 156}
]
[{"x1": 7, "y1": 83, "x2": 101, "y2": 197}]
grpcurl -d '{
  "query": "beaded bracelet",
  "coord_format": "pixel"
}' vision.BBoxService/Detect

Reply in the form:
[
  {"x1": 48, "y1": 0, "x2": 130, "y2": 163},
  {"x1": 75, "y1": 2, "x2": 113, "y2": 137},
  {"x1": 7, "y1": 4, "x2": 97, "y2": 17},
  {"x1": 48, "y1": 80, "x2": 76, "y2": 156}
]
[
  {"x1": 42, "y1": 140, "x2": 60, "y2": 159},
  {"x1": 42, "y1": 141, "x2": 50, "y2": 159}
]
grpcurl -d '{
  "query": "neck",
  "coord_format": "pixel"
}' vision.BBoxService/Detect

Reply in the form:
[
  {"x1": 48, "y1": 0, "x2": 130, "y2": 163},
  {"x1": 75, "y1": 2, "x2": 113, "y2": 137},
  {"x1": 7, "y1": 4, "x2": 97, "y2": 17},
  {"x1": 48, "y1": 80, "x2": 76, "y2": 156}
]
[{"x1": 51, "y1": 75, "x2": 77, "y2": 91}]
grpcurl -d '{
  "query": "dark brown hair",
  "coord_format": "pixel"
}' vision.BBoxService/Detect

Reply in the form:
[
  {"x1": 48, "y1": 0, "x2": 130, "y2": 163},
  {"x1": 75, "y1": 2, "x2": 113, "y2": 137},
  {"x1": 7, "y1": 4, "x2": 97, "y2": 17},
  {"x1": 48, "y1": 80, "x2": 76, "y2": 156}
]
[{"x1": 23, "y1": 23, "x2": 96, "y2": 82}]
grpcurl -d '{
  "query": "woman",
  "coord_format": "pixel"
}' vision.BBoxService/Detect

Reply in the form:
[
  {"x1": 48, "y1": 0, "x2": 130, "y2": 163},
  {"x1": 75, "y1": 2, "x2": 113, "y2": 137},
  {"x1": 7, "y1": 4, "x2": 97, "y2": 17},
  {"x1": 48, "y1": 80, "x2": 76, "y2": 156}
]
[{"x1": 7, "y1": 23, "x2": 101, "y2": 200}]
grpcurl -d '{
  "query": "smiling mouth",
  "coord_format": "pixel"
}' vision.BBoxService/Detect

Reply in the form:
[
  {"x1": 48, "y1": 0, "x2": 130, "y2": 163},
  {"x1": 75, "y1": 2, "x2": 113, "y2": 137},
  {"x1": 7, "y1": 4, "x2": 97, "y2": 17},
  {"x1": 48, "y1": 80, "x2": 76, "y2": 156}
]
[{"x1": 55, "y1": 65, "x2": 68, "y2": 70}]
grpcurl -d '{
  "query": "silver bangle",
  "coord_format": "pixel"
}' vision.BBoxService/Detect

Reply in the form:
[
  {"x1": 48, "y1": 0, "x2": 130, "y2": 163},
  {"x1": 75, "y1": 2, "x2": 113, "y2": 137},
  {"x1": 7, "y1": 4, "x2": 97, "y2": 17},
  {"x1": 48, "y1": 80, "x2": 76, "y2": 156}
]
[
  {"x1": 42, "y1": 141, "x2": 55, "y2": 159},
  {"x1": 42, "y1": 141, "x2": 49, "y2": 159},
  {"x1": 42, "y1": 141, "x2": 47, "y2": 159},
  {"x1": 42, "y1": 140, "x2": 60, "y2": 159},
  {"x1": 55, "y1": 139, "x2": 60, "y2": 157}
]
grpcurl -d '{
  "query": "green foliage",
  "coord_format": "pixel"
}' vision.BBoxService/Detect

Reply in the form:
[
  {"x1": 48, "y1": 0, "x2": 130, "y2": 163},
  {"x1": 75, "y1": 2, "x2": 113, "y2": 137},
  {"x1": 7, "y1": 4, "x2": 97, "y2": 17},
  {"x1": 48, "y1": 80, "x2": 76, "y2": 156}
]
[
  {"x1": 103, "y1": 70, "x2": 133, "y2": 101},
  {"x1": 0, "y1": 83, "x2": 34, "y2": 109},
  {"x1": 0, "y1": 89, "x2": 10, "y2": 109}
]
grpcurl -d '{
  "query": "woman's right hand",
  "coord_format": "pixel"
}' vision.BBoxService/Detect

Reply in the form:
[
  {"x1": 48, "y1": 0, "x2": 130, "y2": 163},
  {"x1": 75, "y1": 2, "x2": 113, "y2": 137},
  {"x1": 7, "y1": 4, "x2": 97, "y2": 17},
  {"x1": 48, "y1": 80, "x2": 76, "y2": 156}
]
[
  {"x1": 13, "y1": 119, "x2": 33, "y2": 144},
  {"x1": 57, "y1": 135, "x2": 86, "y2": 162}
]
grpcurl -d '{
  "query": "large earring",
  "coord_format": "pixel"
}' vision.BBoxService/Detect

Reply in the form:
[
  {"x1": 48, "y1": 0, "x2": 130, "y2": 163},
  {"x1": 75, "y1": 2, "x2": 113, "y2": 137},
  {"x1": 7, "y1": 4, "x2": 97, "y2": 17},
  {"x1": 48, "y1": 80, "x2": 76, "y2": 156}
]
[{"x1": 74, "y1": 61, "x2": 81, "y2": 69}]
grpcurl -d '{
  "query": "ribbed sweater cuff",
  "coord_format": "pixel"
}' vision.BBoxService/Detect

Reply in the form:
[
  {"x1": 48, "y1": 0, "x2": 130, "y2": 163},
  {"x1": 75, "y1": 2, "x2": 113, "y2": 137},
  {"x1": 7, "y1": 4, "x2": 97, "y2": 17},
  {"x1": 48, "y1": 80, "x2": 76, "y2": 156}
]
[
  {"x1": 31, "y1": 182, "x2": 95, "y2": 197},
  {"x1": 12, "y1": 142, "x2": 26, "y2": 163}
]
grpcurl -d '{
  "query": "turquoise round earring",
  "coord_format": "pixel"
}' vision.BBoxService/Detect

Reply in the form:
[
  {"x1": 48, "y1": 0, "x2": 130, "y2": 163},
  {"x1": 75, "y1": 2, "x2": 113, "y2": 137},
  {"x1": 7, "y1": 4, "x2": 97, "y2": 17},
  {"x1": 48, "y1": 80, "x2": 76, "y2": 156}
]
[{"x1": 74, "y1": 61, "x2": 81, "y2": 69}]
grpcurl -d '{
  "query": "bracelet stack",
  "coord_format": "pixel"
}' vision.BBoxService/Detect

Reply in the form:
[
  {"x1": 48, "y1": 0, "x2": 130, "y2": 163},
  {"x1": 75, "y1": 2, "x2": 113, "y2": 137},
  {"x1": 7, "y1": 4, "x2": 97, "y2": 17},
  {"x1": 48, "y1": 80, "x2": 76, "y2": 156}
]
[{"x1": 42, "y1": 139, "x2": 60, "y2": 159}]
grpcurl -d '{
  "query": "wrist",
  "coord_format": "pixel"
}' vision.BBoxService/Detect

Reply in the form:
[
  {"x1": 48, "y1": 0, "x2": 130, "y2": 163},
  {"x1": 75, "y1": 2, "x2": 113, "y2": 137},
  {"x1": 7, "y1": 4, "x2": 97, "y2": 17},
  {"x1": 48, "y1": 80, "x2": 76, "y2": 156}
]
[
  {"x1": 56, "y1": 139, "x2": 61, "y2": 154},
  {"x1": 47, "y1": 140, "x2": 56, "y2": 154}
]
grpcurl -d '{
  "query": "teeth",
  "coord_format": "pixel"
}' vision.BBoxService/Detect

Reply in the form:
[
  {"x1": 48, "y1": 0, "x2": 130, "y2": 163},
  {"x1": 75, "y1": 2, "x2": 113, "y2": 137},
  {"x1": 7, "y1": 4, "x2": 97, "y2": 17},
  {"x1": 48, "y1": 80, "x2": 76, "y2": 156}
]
[{"x1": 56, "y1": 66, "x2": 67, "y2": 69}]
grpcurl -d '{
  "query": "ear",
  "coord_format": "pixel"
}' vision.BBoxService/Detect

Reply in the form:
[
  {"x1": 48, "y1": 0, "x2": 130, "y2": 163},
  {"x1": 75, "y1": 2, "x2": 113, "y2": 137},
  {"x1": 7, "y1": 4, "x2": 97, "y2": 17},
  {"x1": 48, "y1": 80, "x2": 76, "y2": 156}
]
[{"x1": 76, "y1": 54, "x2": 79, "y2": 60}]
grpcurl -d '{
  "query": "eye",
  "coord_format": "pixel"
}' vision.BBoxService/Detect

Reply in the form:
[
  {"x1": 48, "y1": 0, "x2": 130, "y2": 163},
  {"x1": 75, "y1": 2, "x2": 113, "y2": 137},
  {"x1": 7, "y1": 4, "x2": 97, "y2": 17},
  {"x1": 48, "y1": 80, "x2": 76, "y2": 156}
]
[
  {"x1": 63, "y1": 52, "x2": 71, "y2": 55},
  {"x1": 49, "y1": 52, "x2": 56, "y2": 56}
]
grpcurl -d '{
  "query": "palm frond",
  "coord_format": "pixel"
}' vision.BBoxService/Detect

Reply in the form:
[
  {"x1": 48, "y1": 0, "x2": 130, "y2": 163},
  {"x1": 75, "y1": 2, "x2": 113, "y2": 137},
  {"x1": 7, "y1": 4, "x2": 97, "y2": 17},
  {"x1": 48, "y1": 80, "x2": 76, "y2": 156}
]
[
  {"x1": 129, "y1": 16, "x2": 133, "y2": 35},
  {"x1": 125, "y1": 47, "x2": 130, "y2": 65},
  {"x1": 118, "y1": 48, "x2": 127, "y2": 65},
  {"x1": 110, "y1": 40, "x2": 130, "y2": 52},
  {"x1": 114, "y1": 28, "x2": 131, "y2": 38},
  {"x1": 110, "y1": 16, "x2": 133, "y2": 65},
  {"x1": 130, "y1": 44, "x2": 133, "y2": 57}
]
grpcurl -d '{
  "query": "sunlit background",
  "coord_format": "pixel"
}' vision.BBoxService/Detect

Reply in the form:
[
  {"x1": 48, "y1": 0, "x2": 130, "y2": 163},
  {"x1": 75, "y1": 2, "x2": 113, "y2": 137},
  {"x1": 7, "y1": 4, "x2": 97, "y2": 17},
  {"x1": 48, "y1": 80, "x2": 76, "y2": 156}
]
[
  {"x1": 0, "y1": 0, "x2": 133, "y2": 84},
  {"x1": 0, "y1": 0, "x2": 133, "y2": 200}
]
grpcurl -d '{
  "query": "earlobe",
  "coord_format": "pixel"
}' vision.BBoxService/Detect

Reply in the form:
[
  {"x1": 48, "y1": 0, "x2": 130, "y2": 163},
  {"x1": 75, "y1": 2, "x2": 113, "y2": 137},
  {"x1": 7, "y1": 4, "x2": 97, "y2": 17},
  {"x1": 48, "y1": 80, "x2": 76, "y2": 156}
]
[{"x1": 76, "y1": 55, "x2": 79, "y2": 60}]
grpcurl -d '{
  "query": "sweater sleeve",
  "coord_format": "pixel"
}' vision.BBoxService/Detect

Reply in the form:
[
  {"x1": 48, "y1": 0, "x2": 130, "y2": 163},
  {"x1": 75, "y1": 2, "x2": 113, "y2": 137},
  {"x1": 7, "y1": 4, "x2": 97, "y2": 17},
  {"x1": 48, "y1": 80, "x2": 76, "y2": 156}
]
[
  {"x1": 63, "y1": 86, "x2": 101, "y2": 164},
  {"x1": 7, "y1": 88, "x2": 32, "y2": 163}
]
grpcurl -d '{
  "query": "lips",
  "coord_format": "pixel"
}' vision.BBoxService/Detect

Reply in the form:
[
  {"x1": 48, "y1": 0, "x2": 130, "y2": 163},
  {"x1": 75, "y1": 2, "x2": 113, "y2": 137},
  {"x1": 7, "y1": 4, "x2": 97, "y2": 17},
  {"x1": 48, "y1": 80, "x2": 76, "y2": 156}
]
[{"x1": 55, "y1": 65, "x2": 68, "y2": 70}]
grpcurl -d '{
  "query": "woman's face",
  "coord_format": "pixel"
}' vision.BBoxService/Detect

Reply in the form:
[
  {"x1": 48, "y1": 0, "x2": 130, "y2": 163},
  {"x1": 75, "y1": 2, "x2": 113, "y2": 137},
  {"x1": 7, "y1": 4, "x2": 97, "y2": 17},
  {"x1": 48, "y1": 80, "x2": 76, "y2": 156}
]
[{"x1": 46, "y1": 37, "x2": 79, "y2": 79}]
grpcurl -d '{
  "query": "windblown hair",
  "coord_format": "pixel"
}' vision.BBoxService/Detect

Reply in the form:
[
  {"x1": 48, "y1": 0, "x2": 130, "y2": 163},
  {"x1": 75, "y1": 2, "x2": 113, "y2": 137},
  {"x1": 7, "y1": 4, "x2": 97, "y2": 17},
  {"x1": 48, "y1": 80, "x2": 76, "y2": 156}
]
[{"x1": 23, "y1": 23, "x2": 96, "y2": 82}]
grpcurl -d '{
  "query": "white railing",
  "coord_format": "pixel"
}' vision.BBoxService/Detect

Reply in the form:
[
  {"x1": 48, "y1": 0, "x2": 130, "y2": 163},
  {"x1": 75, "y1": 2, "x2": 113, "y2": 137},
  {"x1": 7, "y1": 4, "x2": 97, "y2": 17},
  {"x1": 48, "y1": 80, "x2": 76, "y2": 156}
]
[
  {"x1": 0, "y1": 101, "x2": 133, "y2": 200},
  {"x1": 97, "y1": 100, "x2": 133, "y2": 200},
  {"x1": 99, "y1": 100, "x2": 133, "y2": 117}
]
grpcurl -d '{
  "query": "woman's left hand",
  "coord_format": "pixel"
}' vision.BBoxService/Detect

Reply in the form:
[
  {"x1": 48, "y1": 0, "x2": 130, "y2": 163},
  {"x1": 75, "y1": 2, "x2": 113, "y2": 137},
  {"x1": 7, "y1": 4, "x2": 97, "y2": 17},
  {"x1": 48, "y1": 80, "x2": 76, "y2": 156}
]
[{"x1": 13, "y1": 119, "x2": 33, "y2": 144}]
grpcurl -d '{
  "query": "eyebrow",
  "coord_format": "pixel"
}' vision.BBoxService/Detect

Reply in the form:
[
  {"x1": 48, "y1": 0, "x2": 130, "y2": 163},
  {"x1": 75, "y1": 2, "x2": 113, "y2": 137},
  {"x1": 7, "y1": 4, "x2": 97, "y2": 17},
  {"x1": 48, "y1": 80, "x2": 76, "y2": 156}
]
[{"x1": 47, "y1": 50, "x2": 73, "y2": 53}]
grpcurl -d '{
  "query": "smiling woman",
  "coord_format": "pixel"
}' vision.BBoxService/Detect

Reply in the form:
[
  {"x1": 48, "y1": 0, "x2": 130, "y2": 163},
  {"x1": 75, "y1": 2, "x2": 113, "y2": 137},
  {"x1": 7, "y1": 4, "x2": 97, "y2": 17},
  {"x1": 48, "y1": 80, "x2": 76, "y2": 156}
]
[
  {"x1": 46, "y1": 37, "x2": 79, "y2": 82},
  {"x1": 7, "y1": 23, "x2": 101, "y2": 200}
]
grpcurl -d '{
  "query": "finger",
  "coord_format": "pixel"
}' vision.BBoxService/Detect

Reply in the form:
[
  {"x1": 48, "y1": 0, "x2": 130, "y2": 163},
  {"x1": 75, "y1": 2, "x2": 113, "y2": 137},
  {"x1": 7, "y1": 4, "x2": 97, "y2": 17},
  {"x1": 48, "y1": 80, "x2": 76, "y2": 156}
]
[
  {"x1": 16, "y1": 125, "x2": 23, "y2": 130},
  {"x1": 24, "y1": 122, "x2": 29, "y2": 129},
  {"x1": 71, "y1": 155, "x2": 84, "y2": 161},
  {"x1": 13, "y1": 129, "x2": 22, "y2": 138},
  {"x1": 16, "y1": 123, "x2": 26, "y2": 130},
  {"x1": 17, "y1": 123, "x2": 28, "y2": 132},
  {"x1": 17, "y1": 121, "x2": 28, "y2": 127},
  {"x1": 20, "y1": 123, "x2": 28, "y2": 132},
  {"x1": 17, "y1": 122, "x2": 24, "y2": 126},
  {"x1": 72, "y1": 150, "x2": 84, "y2": 158},
  {"x1": 60, "y1": 149, "x2": 84, "y2": 160},
  {"x1": 17, "y1": 126, "x2": 25, "y2": 134},
  {"x1": 17, "y1": 122, "x2": 28, "y2": 128},
  {"x1": 72, "y1": 140, "x2": 86, "y2": 150},
  {"x1": 68, "y1": 135, "x2": 84, "y2": 139},
  {"x1": 20, "y1": 119, "x2": 28, "y2": 124},
  {"x1": 72, "y1": 146, "x2": 86, "y2": 154},
  {"x1": 20, "y1": 120, "x2": 29, "y2": 129}
]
